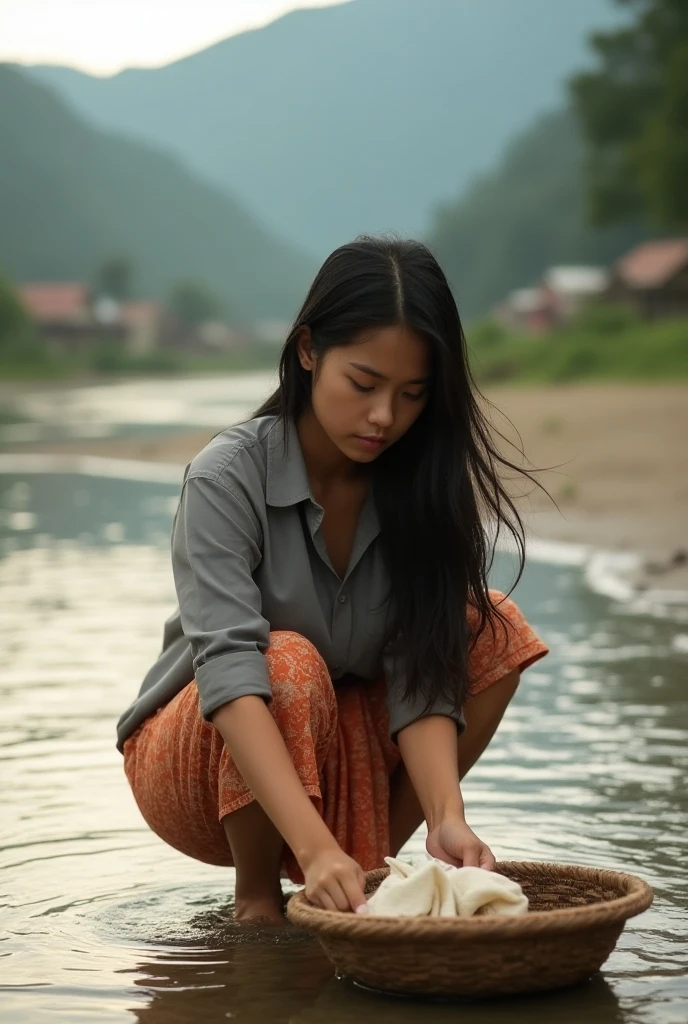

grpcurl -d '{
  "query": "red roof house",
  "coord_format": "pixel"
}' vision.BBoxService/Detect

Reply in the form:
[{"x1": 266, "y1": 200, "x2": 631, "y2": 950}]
[
  {"x1": 606, "y1": 239, "x2": 688, "y2": 318},
  {"x1": 19, "y1": 283, "x2": 91, "y2": 325}
]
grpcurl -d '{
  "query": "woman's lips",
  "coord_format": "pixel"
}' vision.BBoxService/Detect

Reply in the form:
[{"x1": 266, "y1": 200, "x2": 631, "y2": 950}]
[{"x1": 354, "y1": 435, "x2": 386, "y2": 450}]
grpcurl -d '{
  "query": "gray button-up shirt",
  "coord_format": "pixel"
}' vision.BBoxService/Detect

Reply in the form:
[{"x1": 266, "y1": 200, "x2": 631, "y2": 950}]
[{"x1": 116, "y1": 414, "x2": 466, "y2": 751}]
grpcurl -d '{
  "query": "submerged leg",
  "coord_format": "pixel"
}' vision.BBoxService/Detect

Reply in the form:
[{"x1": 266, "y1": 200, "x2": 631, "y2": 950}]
[
  {"x1": 388, "y1": 668, "x2": 520, "y2": 855},
  {"x1": 222, "y1": 800, "x2": 287, "y2": 924},
  {"x1": 217, "y1": 630, "x2": 338, "y2": 924}
]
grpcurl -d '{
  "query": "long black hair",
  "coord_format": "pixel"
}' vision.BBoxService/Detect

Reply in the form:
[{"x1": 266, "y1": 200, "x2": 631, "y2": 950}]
[{"x1": 253, "y1": 235, "x2": 540, "y2": 713}]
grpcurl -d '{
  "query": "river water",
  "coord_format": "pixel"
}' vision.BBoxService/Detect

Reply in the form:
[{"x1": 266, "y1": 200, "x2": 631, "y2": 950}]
[{"x1": 0, "y1": 377, "x2": 686, "y2": 1023}]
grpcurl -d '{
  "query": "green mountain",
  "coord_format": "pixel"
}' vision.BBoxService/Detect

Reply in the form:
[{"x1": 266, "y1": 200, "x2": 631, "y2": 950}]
[
  {"x1": 0, "y1": 64, "x2": 314, "y2": 321},
  {"x1": 428, "y1": 107, "x2": 648, "y2": 320},
  {"x1": 27, "y1": 0, "x2": 627, "y2": 255}
]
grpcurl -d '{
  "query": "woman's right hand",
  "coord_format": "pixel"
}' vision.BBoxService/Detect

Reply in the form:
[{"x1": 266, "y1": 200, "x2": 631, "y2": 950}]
[
  {"x1": 301, "y1": 844, "x2": 369, "y2": 914},
  {"x1": 213, "y1": 698, "x2": 369, "y2": 914}
]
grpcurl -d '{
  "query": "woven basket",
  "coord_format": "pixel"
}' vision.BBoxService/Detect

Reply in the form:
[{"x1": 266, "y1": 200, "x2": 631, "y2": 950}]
[{"x1": 286, "y1": 860, "x2": 653, "y2": 998}]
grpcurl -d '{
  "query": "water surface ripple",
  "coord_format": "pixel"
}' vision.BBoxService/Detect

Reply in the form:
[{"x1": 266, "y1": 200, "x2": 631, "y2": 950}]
[{"x1": 0, "y1": 472, "x2": 686, "y2": 1024}]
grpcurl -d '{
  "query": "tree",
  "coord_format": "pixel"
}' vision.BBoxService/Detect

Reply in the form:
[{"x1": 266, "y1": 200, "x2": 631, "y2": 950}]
[
  {"x1": 95, "y1": 257, "x2": 134, "y2": 300},
  {"x1": 571, "y1": 0, "x2": 688, "y2": 229},
  {"x1": 0, "y1": 270, "x2": 36, "y2": 355},
  {"x1": 425, "y1": 109, "x2": 645, "y2": 320},
  {"x1": 169, "y1": 280, "x2": 224, "y2": 326}
]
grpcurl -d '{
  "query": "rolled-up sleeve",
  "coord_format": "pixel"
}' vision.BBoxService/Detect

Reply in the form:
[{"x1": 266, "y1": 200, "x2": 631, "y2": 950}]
[
  {"x1": 383, "y1": 637, "x2": 466, "y2": 741},
  {"x1": 172, "y1": 469, "x2": 272, "y2": 722}
]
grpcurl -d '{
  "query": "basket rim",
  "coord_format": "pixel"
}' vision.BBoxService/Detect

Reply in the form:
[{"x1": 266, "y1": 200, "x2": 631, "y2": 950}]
[{"x1": 286, "y1": 859, "x2": 654, "y2": 939}]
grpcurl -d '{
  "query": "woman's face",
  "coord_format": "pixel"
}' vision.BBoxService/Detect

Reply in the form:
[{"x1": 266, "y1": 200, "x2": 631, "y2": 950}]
[{"x1": 298, "y1": 325, "x2": 431, "y2": 463}]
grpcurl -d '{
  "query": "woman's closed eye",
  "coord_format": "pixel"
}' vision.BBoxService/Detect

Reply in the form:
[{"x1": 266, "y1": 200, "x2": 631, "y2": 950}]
[{"x1": 349, "y1": 379, "x2": 426, "y2": 401}]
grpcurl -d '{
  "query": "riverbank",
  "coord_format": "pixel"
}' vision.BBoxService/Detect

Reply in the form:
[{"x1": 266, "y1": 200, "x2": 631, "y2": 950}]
[
  {"x1": 3, "y1": 382, "x2": 687, "y2": 598},
  {"x1": 486, "y1": 384, "x2": 688, "y2": 598}
]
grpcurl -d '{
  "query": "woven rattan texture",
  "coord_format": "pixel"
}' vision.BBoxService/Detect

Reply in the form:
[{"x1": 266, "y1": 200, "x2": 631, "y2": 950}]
[{"x1": 286, "y1": 860, "x2": 654, "y2": 997}]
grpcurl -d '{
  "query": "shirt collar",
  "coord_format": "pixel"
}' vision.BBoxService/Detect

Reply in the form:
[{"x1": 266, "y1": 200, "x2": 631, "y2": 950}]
[
  {"x1": 265, "y1": 416, "x2": 380, "y2": 543},
  {"x1": 266, "y1": 415, "x2": 313, "y2": 507},
  {"x1": 264, "y1": 411, "x2": 380, "y2": 552}
]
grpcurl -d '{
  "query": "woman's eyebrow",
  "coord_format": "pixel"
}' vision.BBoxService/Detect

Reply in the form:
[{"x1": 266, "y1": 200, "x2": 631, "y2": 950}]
[{"x1": 349, "y1": 361, "x2": 429, "y2": 385}]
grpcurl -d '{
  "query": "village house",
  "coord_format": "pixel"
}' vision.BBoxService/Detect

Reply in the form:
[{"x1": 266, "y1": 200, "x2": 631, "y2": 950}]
[
  {"x1": 118, "y1": 300, "x2": 166, "y2": 353},
  {"x1": 18, "y1": 282, "x2": 126, "y2": 351},
  {"x1": 541, "y1": 265, "x2": 609, "y2": 320},
  {"x1": 605, "y1": 239, "x2": 688, "y2": 319},
  {"x1": 18, "y1": 282, "x2": 177, "y2": 353},
  {"x1": 496, "y1": 265, "x2": 609, "y2": 334},
  {"x1": 496, "y1": 287, "x2": 558, "y2": 334}
]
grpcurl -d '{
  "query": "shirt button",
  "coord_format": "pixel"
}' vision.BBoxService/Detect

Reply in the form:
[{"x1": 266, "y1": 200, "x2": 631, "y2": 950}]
[{"x1": 339, "y1": 594, "x2": 347, "y2": 604}]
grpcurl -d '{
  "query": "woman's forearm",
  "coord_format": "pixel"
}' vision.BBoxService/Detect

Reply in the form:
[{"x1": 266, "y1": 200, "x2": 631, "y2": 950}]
[
  {"x1": 397, "y1": 714, "x2": 465, "y2": 828},
  {"x1": 212, "y1": 695, "x2": 337, "y2": 867}
]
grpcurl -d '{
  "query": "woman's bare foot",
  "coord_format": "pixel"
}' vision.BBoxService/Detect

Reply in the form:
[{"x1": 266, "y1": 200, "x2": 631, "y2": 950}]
[
  {"x1": 223, "y1": 801, "x2": 288, "y2": 926},
  {"x1": 233, "y1": 892, "x2": 287, "y2": 926}
]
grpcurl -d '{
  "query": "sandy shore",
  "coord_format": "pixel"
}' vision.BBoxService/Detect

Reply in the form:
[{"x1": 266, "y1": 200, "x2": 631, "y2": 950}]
[
  {"x1": 485, "y1": 384, "x2": 688, "y2": 596},
  {"x1": 4, "y1": 383, "x2": 687, "y2": 595}
]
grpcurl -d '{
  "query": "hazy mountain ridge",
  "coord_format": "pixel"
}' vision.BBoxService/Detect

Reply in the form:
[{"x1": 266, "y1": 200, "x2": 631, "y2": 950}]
[
  {"x1": 27, "y1": 0, "x2": 627, "y2": 254},
  {"x1": 0, "y1": 64, "x2": 314, "y2": 320},
  {"x1": 428, "y1": 107, "x2": 647, "y2": 319}
]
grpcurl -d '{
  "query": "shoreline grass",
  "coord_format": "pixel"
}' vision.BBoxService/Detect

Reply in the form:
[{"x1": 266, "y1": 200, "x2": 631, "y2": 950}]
[{"x1": 2, "y1": 308, "x2": 687, "y2": 385}]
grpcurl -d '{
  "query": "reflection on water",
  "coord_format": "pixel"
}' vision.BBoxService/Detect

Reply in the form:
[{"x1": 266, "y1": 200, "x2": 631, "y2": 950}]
[
  {"x1": 0, "y1": 373, "x2": 276, "y2": 445},
  {"x1": 0, "y1": 470, "x2": 686, "y2": 1024}
]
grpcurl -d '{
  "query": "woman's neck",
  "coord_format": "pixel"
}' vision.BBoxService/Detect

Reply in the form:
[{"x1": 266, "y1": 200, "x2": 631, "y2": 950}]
[{"x1": 295, "y1": 408, "x2": 368, "y2": 492}]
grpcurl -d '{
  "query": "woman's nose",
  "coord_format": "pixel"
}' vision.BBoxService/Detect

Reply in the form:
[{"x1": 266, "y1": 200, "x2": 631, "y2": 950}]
[{"x1": 369, "y1": 400, "x2": 394, "y2": 429}]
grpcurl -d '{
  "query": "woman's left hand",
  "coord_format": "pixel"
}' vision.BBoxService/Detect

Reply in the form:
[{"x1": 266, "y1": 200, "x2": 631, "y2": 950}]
[{"x1": 426, "y1": 815, "x2": 496, "y2": 871}]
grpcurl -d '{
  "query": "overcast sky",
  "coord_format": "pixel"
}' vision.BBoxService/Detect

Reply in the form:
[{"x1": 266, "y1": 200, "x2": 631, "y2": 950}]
[{"x1": 0, "y1": 0, "x2": 348, "y2": 75}]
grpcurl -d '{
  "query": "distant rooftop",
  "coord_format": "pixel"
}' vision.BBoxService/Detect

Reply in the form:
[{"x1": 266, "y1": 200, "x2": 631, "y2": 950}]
[
  {"x1": 543, "y1": 266, "x2": 609, "y2": 295},
  {"x1": 19, "y1": 282, "x2": 90, "y2": 323},
  {"x1": 119, "y1": 300, "x2": 162, "y2": 326},
  {"x1": 508, "y1": 287, "x2": 549, "y2": 314},
  {"x1": 615, "y1": 239, "x2": 688, "y2": 289}
]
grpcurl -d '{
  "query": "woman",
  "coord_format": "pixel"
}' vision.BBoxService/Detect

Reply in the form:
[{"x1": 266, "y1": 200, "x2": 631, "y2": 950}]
[{"x1": 117, "y1": 236, "x2": 548, "y2": 925}]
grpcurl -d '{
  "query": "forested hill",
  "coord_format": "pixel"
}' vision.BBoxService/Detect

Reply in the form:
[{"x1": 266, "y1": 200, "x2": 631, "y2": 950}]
[
  {"x1": 0, "y1": 64, "x2": 314, "y2": 320},
  {"x1": 428, "y1": 107, "x2": 647, "y2": 320},
  {"x1": 28, "y1": 0, "x2": 626, "y2": 254}
]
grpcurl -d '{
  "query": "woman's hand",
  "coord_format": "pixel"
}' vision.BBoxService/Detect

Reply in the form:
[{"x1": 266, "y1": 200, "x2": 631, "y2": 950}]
[
  {"x1": 426, "y1": 815, "x2": 496, "y2": 871},
  {"x1": 301, "y1": 844, "x2": 369, "y2": 914}
]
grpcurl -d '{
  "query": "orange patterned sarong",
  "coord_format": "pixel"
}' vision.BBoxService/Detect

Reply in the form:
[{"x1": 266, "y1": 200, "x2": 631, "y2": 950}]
[{"x1": 123, "y1": 590, "x2": 548, "y2": 883}]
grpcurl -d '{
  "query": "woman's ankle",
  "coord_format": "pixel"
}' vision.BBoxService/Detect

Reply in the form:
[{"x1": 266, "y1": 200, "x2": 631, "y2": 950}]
[
  {"x1": 222, "y1": 800, "x2": 286, "y2": 898},
  {"x1": 234, "y1": 875, "x2": 283, "y2": 902},
  {"x1": 233, "y1": 888, "x2": 286, "y2": 924}
]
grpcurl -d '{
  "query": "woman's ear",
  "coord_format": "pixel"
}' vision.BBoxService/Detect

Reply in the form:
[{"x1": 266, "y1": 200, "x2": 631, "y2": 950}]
[{"x1": 296, "y1": 326, "x2": 316, "y2": 372}]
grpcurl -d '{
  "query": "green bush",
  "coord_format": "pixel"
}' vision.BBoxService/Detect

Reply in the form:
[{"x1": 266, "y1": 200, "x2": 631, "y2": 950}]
[
  {"x1": 89, "y1": 342, "x2": 184, "y2": 376},
  {"x1": 567, "y1": 302, "x2": 639, "y2": 336},
  {"x1": 130, "y1": 349, "x2": 182, "y2": 374},
  {"x1": 548, "y1": 344, "x2": 600, "y2": 382},
  {"x1": 0, "y1": 272, "x2": 30, "y2": 342},
  {"x1": 89, "y1": 340, "x2": 129, "y2": 374},
  {"x1": 466, "y1": 314, "x2": 688, "y2": 383},
  {"x1": 468, "y1": 317, "x2": 509, "y2": 348},
  {"x1": 0, "y1": 268, "x2": 47, "y2": 366}
]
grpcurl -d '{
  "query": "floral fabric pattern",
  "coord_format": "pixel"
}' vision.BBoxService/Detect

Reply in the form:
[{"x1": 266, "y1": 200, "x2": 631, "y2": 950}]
[{"x1": 123, "y1": 590, "x2": 548, "y2": 883}]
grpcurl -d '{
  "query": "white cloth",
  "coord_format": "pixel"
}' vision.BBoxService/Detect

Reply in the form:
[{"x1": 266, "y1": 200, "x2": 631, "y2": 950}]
[{"x1": 367, "y1": 856, "x2": 529, "y2": 918}]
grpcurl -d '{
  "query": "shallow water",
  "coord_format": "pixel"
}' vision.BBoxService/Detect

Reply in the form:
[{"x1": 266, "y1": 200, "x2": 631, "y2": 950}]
[
  {"x1": 1, "y1": 468, "x2": 687, "y2": 1024},
  {"x1": 0, "y1": 373, "x2": 275, "y2": 445}
]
